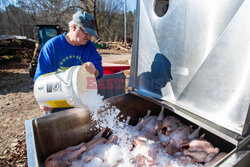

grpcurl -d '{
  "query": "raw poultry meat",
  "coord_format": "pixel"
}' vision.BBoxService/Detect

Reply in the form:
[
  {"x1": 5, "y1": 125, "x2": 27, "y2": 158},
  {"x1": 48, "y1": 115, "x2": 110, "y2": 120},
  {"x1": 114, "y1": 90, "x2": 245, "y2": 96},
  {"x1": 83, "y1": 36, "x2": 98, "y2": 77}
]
[
  {"x1": 44, "y1": 129, "x2": 107, "y2": 167},
  {"x1": 169, "y1": 125, "x2": 192, "y2": 148},
  {"x1": 44, "y1": 107, "x2": 227, "y2": 167}
]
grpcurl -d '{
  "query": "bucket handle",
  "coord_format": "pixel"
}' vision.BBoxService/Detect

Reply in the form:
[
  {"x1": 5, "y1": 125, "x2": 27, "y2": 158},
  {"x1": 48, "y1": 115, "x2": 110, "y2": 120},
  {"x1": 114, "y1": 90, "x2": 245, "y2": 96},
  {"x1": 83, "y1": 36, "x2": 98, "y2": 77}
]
[{"x1": 55, "y1": 72, "x2": 69, "y2": 86}]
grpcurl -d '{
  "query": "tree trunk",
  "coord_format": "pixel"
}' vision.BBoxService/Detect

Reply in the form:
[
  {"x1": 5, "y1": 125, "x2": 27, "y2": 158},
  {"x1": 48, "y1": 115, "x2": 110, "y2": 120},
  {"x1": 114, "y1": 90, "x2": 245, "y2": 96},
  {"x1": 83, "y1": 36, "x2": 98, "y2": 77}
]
[{"x1": 93, "y1": 0, "x2": 99, "y2": 37}]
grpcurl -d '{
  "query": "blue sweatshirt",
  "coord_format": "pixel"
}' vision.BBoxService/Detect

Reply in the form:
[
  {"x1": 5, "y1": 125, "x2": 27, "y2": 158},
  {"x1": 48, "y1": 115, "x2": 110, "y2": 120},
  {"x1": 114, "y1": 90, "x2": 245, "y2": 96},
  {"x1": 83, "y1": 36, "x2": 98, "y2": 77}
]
[{"x1": 34, "y1": 34, "x2": 103, "y2": 81}]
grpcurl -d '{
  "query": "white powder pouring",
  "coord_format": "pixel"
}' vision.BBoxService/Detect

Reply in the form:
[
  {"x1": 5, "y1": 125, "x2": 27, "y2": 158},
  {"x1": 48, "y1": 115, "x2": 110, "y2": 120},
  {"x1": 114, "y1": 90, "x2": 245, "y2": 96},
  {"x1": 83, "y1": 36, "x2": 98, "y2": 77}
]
[{"x1": 80, "y1": 92, "x2": 124, "y2": 132}]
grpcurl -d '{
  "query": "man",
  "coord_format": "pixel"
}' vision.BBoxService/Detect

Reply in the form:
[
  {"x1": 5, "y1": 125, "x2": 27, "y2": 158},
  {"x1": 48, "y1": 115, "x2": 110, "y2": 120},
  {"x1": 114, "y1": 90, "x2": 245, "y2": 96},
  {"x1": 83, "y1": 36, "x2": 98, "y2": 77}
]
[{"x1": 34, "y1": 11, "x2": 103, "y2": 112}]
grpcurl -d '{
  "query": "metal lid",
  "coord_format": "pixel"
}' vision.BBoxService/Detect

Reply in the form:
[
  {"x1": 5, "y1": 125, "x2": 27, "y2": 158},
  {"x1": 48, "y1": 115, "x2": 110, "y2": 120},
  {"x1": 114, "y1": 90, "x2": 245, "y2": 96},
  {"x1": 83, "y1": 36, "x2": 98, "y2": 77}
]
[{"x1": 129, "y1": 0, "x2": 250, "y2": 135}]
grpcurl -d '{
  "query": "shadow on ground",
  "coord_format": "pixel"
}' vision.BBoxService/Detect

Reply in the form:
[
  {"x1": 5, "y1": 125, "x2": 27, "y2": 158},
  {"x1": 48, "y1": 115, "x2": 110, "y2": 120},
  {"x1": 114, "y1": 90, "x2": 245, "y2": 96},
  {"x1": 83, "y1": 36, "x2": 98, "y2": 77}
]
[{"x1": 0, "y1": 70, "x2": 34, "y2": 95}]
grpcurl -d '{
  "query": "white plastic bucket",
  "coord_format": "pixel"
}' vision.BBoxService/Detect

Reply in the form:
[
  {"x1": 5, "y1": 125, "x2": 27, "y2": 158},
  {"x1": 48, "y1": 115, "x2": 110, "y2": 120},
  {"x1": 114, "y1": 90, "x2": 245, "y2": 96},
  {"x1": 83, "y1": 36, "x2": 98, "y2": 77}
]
[{"x1": 34, "y1": 65, "x2": 97, "y2": 108}]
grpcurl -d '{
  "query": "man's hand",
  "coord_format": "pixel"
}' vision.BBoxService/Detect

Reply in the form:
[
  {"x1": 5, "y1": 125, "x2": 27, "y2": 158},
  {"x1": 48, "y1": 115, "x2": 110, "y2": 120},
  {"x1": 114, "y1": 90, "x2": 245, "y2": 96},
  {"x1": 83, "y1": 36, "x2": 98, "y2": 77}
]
[
  {"x1": 83, "y1": 62, "x2": 98, "y2": 77},
  {"x1": 40, "y1": 105, "x2": 52, "y2": 111}
]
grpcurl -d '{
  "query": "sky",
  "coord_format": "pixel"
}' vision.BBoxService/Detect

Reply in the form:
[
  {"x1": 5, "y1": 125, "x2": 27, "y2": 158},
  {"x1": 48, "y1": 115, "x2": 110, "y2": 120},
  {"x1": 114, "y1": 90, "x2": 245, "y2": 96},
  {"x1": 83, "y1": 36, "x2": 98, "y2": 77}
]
[{"x1": 126, "y1": 0, "x2": 137, "y2": 12}]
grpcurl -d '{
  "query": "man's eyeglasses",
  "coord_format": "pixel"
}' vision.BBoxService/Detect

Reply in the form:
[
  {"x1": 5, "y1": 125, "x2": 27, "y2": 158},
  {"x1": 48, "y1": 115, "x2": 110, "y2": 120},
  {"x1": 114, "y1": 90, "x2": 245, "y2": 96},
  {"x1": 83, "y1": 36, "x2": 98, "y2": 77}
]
[{"x1": 77, "y1": 26, "x2": 91, "y2": 36}]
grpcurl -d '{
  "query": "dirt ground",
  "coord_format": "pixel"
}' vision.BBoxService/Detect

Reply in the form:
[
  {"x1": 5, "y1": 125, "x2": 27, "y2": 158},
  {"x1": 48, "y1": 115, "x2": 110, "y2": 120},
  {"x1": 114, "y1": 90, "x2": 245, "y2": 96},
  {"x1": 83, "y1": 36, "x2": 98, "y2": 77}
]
[{"x1": 0, "y1": 49, "x2": 131, "y2": 166}]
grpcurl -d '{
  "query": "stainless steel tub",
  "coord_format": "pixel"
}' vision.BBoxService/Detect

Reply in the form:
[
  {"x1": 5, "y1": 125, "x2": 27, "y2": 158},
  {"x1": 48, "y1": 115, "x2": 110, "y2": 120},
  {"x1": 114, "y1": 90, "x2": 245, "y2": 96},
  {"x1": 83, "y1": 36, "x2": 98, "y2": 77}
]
[{"x1": 25, "y1": 93, "x2": 249, "y2": 167}]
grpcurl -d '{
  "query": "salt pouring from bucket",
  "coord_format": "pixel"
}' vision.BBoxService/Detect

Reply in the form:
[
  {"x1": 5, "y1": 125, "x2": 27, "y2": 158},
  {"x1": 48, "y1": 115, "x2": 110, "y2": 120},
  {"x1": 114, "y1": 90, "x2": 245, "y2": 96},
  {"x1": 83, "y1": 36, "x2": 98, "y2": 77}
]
[{"x1": 34, "y1": 64, "x2": 98, "y2": 109}]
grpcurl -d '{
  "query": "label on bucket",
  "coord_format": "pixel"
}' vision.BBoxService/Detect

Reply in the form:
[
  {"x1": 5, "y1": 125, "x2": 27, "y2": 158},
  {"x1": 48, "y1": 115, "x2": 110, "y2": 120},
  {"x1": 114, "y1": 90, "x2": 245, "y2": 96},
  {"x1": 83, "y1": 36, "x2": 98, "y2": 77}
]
[
  {"x1": 47, "y1": 81, "x2": 61, "y2": 93},
  {"x1": 44, "y1": 100, "x2": 72, "y2": 108}
]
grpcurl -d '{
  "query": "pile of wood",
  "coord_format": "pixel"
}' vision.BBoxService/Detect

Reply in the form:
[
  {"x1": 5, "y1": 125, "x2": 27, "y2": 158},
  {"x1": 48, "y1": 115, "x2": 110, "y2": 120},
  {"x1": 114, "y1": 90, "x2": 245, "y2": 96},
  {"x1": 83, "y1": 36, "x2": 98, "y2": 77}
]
[
  {"x1": 0, "y1": 35, "x2": 35, "y2": 58},
  {"x1": 96, "y1": 41, "x2": 132, "y2": 52}
]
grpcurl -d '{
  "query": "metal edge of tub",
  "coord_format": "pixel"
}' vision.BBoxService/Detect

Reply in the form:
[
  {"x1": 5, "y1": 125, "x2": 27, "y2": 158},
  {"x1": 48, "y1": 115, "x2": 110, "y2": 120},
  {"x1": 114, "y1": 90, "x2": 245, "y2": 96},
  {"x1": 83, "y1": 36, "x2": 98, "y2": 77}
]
[
  {"x1": 216, "y1": 135, "x2": 250, "y2": 167},
  {"x1": 25, "y1": 119, "x2": 39, "y2": 167}
]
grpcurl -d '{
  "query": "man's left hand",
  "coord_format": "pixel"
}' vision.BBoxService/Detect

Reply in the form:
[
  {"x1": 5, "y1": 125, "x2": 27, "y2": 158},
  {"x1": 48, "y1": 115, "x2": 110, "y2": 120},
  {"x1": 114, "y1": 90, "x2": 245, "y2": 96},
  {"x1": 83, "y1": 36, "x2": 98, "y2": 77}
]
[{"x1": 83, "y1": 62, "x2": 96, "y2": 74}]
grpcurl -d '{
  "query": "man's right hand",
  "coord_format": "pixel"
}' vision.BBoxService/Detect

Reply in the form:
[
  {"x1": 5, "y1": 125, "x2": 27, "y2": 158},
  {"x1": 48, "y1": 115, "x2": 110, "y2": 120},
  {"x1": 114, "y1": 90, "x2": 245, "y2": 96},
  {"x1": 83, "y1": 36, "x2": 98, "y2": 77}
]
[{"x1": 40, "y1": 105, "x2": 52, "y2": 111}]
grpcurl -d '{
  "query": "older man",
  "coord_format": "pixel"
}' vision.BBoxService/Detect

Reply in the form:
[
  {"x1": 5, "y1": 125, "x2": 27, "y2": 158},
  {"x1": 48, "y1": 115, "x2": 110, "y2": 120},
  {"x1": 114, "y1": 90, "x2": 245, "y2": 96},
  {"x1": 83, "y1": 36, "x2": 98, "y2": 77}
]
[{"x1": 34, "y1": 11, "x2": 103, "y2": 112}]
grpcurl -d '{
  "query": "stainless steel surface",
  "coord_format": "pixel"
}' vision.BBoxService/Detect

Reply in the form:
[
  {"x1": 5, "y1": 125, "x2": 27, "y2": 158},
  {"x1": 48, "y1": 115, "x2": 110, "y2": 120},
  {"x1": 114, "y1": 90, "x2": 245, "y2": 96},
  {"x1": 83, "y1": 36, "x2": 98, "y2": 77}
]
[
  {"x1": 217, "y1": 135, "x2": 250, "y2": 167},
  {"x1": 129, "y1": 0, "x2": 250, "y2": 135},
  {"x1": 97, "y1": 71, "x2": 126, "y2": 99},
  {"x1": 129, "y1": 0, "x2": 140, "y2": 88},
  {"x1": 25, "y1": 120, "x2": 39, "y2": 167}
]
